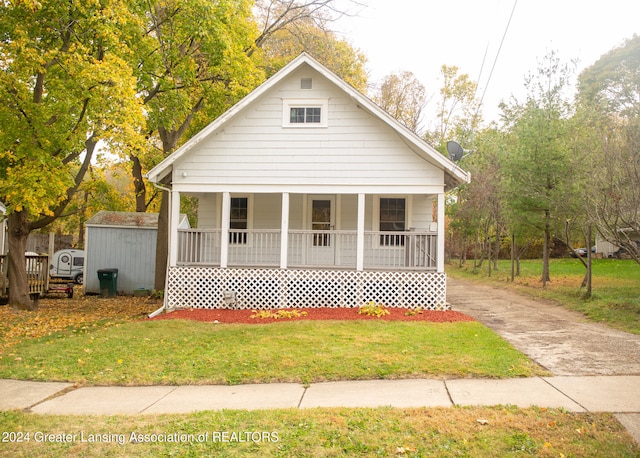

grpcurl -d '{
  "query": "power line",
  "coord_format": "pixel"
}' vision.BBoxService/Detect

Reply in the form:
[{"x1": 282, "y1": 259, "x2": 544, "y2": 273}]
[
  {"x1": 474, "y1": 42, "x2": 490, "y2": 102},
  {"x1": 476, "y1": 0, "x2": 519, "y2": 117}
]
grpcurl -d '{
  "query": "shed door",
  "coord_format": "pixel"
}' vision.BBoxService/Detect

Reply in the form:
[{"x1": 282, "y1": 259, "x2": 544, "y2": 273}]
[{"x1": 308, "y1": 196, "x2": 335, "y2": 266}]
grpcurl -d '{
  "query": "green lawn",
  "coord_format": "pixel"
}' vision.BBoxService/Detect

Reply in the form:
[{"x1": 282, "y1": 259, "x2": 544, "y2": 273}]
[
  {"x1": 2, "y1": 407, "x2": 639, "y2": 457},
  {"x1": 447, "y1": 258, "x2": 640, "y2": 334},
  {"x1": 0, "y1": 319, "x2": 544, "y2": 385},
  {"x1": 1, "y1": 291, "x2": 638, "y2": 456}
]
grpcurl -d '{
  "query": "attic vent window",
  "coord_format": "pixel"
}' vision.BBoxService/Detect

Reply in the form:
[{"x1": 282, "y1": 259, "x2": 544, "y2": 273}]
[
  {"x1": 283, "y1": 98, "x2": 328, "y2": 128},
  {"x1": 300, "y1": 78, "x2": 313, "y2": 89},
  {"x1": 290, "y1": 107, "x2": 320, "y2": 123}
]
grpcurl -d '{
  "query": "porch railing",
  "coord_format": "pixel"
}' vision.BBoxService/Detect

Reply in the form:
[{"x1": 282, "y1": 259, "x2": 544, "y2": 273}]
[
  {"x1": 177, "y1": 229, "x2": 437, "y2": 270},
  {"x1": 288, "y1": 230, "x2": 357, "y2": 268},
  {"x1": 364, "y1": 231, "x2": 436, "y2": 270}
]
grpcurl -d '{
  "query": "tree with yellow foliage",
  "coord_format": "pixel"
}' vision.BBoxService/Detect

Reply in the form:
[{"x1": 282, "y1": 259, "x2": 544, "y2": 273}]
[{"x1": 0, "y1": 0, "x2": 144, "y2": 309}]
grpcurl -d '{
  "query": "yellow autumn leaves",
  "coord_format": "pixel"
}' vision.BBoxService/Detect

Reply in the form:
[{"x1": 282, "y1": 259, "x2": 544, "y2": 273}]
[{"x1": 0, "y1": 295, "x2": 156, "y2": 355}]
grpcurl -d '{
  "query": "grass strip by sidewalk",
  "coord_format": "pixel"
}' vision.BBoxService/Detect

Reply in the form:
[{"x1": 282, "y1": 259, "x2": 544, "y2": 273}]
[
  {"x1": 1, "y1": 407, "x2": 638, "y2": 457},
  {"x1": 0, "y1": 320, "x2": 545, "y2": 385}
]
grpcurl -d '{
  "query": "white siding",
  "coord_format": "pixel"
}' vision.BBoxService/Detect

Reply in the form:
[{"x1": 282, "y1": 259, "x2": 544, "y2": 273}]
[
  {"x1": 412, "y1": 196, "x2": 435, "y2": 231},
  {"x1": 172, "y1": 65, "x2": 443, "y2": 190},
  {"x1": 289, "y1": 194, "x2": 304, "y2": 230},
  {"x1": 253, "y1": 194, "x2": 281, "y2": 229},
  {"x1": 340, "y1": 194, "x2": 358, "y2": 230},
  {"x1": 198, "y1": 194, "x2": 218, "y2": 228}
]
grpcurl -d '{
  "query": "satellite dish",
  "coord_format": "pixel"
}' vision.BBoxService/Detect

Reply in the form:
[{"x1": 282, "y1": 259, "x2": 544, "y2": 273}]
[{"x1": 447, "y1": 141, "x2": 465, "y2": 162}]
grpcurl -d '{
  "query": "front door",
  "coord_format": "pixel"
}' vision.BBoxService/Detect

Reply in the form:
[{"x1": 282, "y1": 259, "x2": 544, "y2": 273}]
[{"x1": 308, "y1": 196, "x2": 335, "y2": 266}]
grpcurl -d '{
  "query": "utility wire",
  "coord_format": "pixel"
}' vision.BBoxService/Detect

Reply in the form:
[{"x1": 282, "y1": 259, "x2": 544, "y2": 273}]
[
  {"x1": 474, "y1": 42, "x2": 490, "y2": 102},
  {"x1": 476, "y1": 0, "x2": 519, "y2": 118}
]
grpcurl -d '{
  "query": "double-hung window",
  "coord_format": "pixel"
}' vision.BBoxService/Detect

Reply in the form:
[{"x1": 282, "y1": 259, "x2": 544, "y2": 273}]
[
  {"x1": 230, "y1": 197, "x2": 248, "y2": 244},
  {"x1": 379, "y1": 198, "x2": 406, "y2": 246}
]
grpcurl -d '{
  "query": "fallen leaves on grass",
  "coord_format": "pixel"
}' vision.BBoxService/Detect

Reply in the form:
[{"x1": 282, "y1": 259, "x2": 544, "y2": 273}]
[{"x1": 0, "y1": 295, "x2": 157, "y2": 355}]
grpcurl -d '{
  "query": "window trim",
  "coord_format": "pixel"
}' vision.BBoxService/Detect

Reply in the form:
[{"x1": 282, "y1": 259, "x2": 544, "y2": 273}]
[{"x1": 282, "y1": 98, "x2": 328, "y2": 128}]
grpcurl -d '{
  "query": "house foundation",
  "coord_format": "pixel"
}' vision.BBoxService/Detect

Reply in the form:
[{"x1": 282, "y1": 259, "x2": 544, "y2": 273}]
[{"x1": 165, "y1": 267, "x2": 448, "y2": 310}]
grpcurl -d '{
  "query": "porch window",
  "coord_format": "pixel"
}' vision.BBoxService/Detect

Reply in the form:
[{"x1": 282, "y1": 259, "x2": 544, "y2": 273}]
[
  {"x1": 230, "y1": 197, "x2": 248, "y2": 244},
  {"x1": 379, "y1": 198, "x2": 406, "y2": 246}
]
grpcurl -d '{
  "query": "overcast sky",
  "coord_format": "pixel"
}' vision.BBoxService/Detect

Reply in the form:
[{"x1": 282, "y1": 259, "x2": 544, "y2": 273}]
[{"x1": 336, "y1": 0, "x2": 640, "y2": 124}]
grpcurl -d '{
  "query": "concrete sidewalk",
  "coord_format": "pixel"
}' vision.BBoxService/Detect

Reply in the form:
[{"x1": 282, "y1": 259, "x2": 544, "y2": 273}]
[{"x1": 1, "y1": 376, "x2": 639, "y2": 443}]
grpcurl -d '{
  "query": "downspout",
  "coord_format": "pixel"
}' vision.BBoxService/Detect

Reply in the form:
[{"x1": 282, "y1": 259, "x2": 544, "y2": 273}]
[{"x1": 148, "y1": 181, "x2": 172, "y2": 319}]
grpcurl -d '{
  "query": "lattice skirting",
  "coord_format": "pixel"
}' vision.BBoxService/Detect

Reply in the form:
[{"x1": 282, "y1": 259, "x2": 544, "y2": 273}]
[{"x1": 166, "y1": 267, "x2": 448, "y2": 310}]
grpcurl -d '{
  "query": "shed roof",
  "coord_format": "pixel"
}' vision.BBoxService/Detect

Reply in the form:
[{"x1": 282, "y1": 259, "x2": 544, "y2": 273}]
[{"x1": 85, "y1": 211, "x2": 159, "y2": 228}]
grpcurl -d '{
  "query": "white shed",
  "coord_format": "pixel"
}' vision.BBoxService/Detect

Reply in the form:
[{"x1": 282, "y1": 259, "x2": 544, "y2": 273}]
[{"x1": 84, "y1": 211, "x2": 189, "y2": 295}]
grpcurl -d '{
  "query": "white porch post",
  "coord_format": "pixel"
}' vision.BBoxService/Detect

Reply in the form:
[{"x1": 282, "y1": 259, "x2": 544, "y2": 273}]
[
  {"x1": 356, "y1": 193, "x2": 365, "y2": 271},
  {"x1": 437, "y1": 192, "x2": 445, "y2": 272},
  {"x1": 220, "y1": 192, "x2": 230, "y2": 268},
  {"x1": 280, "y1": 192, "x2": 289, "y2": 269},
  {"x1": 169, "y1": 190, "x2": 180, "y2": 266}
]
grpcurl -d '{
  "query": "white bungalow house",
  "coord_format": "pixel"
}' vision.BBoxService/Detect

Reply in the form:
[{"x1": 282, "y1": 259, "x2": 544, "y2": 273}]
[{"x1": 146, "y1": 53, "x2": 470, "y2": 311}]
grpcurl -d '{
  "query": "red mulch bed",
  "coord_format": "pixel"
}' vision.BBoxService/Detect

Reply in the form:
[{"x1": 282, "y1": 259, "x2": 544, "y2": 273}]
[{"x1": 149, "y1": 307, "x2": 475, "y2": 324}]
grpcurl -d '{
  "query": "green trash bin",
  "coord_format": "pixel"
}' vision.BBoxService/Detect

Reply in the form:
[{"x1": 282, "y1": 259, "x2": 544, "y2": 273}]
[{"x1": 97, "y1": 268, "x2": 118, "y2": 298}]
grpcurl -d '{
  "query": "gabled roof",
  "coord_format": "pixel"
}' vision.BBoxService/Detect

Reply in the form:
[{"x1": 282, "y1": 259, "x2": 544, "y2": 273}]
[{"x1": 146, "y1": 53, "x2": 470, "y2": 191}]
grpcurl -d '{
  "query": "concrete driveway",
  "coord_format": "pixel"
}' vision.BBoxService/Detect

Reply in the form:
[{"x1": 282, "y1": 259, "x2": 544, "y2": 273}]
[{"x1": 447, "y1": 277, "x2": 640, "y2": 376}]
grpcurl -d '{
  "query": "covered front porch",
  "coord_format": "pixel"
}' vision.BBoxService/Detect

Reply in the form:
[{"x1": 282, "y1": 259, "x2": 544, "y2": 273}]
[
  {"x1": 165, "y1": 191, "x2": 448, "y2": 310},
  {"x1": 168, "y1": 191, "x2": 446, "y2": 272}
]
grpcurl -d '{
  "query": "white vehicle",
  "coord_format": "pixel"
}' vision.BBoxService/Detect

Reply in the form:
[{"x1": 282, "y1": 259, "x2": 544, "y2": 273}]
[{"x1": 50, "y1": 249, "x2": 85, "y2": 284}]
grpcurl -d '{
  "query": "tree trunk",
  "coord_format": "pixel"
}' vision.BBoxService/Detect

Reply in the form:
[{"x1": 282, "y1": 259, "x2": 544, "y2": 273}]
[
  {"x1": 542, "y1": 211, "x2": 551, "y2": 287},
  {"x1": 487, "y1": 235, "x2": 492, "y2": 277},
  {"x1": 152, "y1": 124, "x2": 194, "y2": 293},
  {"x1": 131, "y1": 155, "x2": 147, "y2": 213},
  {"x1": 585, "y1": 225, "x2": 592, "y2": 297},
  {"x1": 459, "y1": 236, "x2": 467, "y2": 267},
  {"x1": 510, "y1": 234, "x2": 515, "y2": 282},
  {"x1": 154, "y1": 189, "x2": 169, "y2": 292},
  {"x1": 473, "y1": 232, "x2": 480, "y2": 268},
  {"x1": 77, "y1": 190, "x2": 89, "y2": 249},
  {"x1": 7, "y1": 211, "x2": 34, "y2": 310},
  {"x1": 493, "y1": 223, "x2": 501, "y2": 271}
]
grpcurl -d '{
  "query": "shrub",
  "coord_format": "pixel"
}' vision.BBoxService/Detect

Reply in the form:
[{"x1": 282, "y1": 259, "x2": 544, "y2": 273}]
[
  {"x1": 358, "y1": 301, "x2": 390, "y2": 317},
  {"x1": 250, "y1": 309, "x2": 308, "y2": 320}
]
